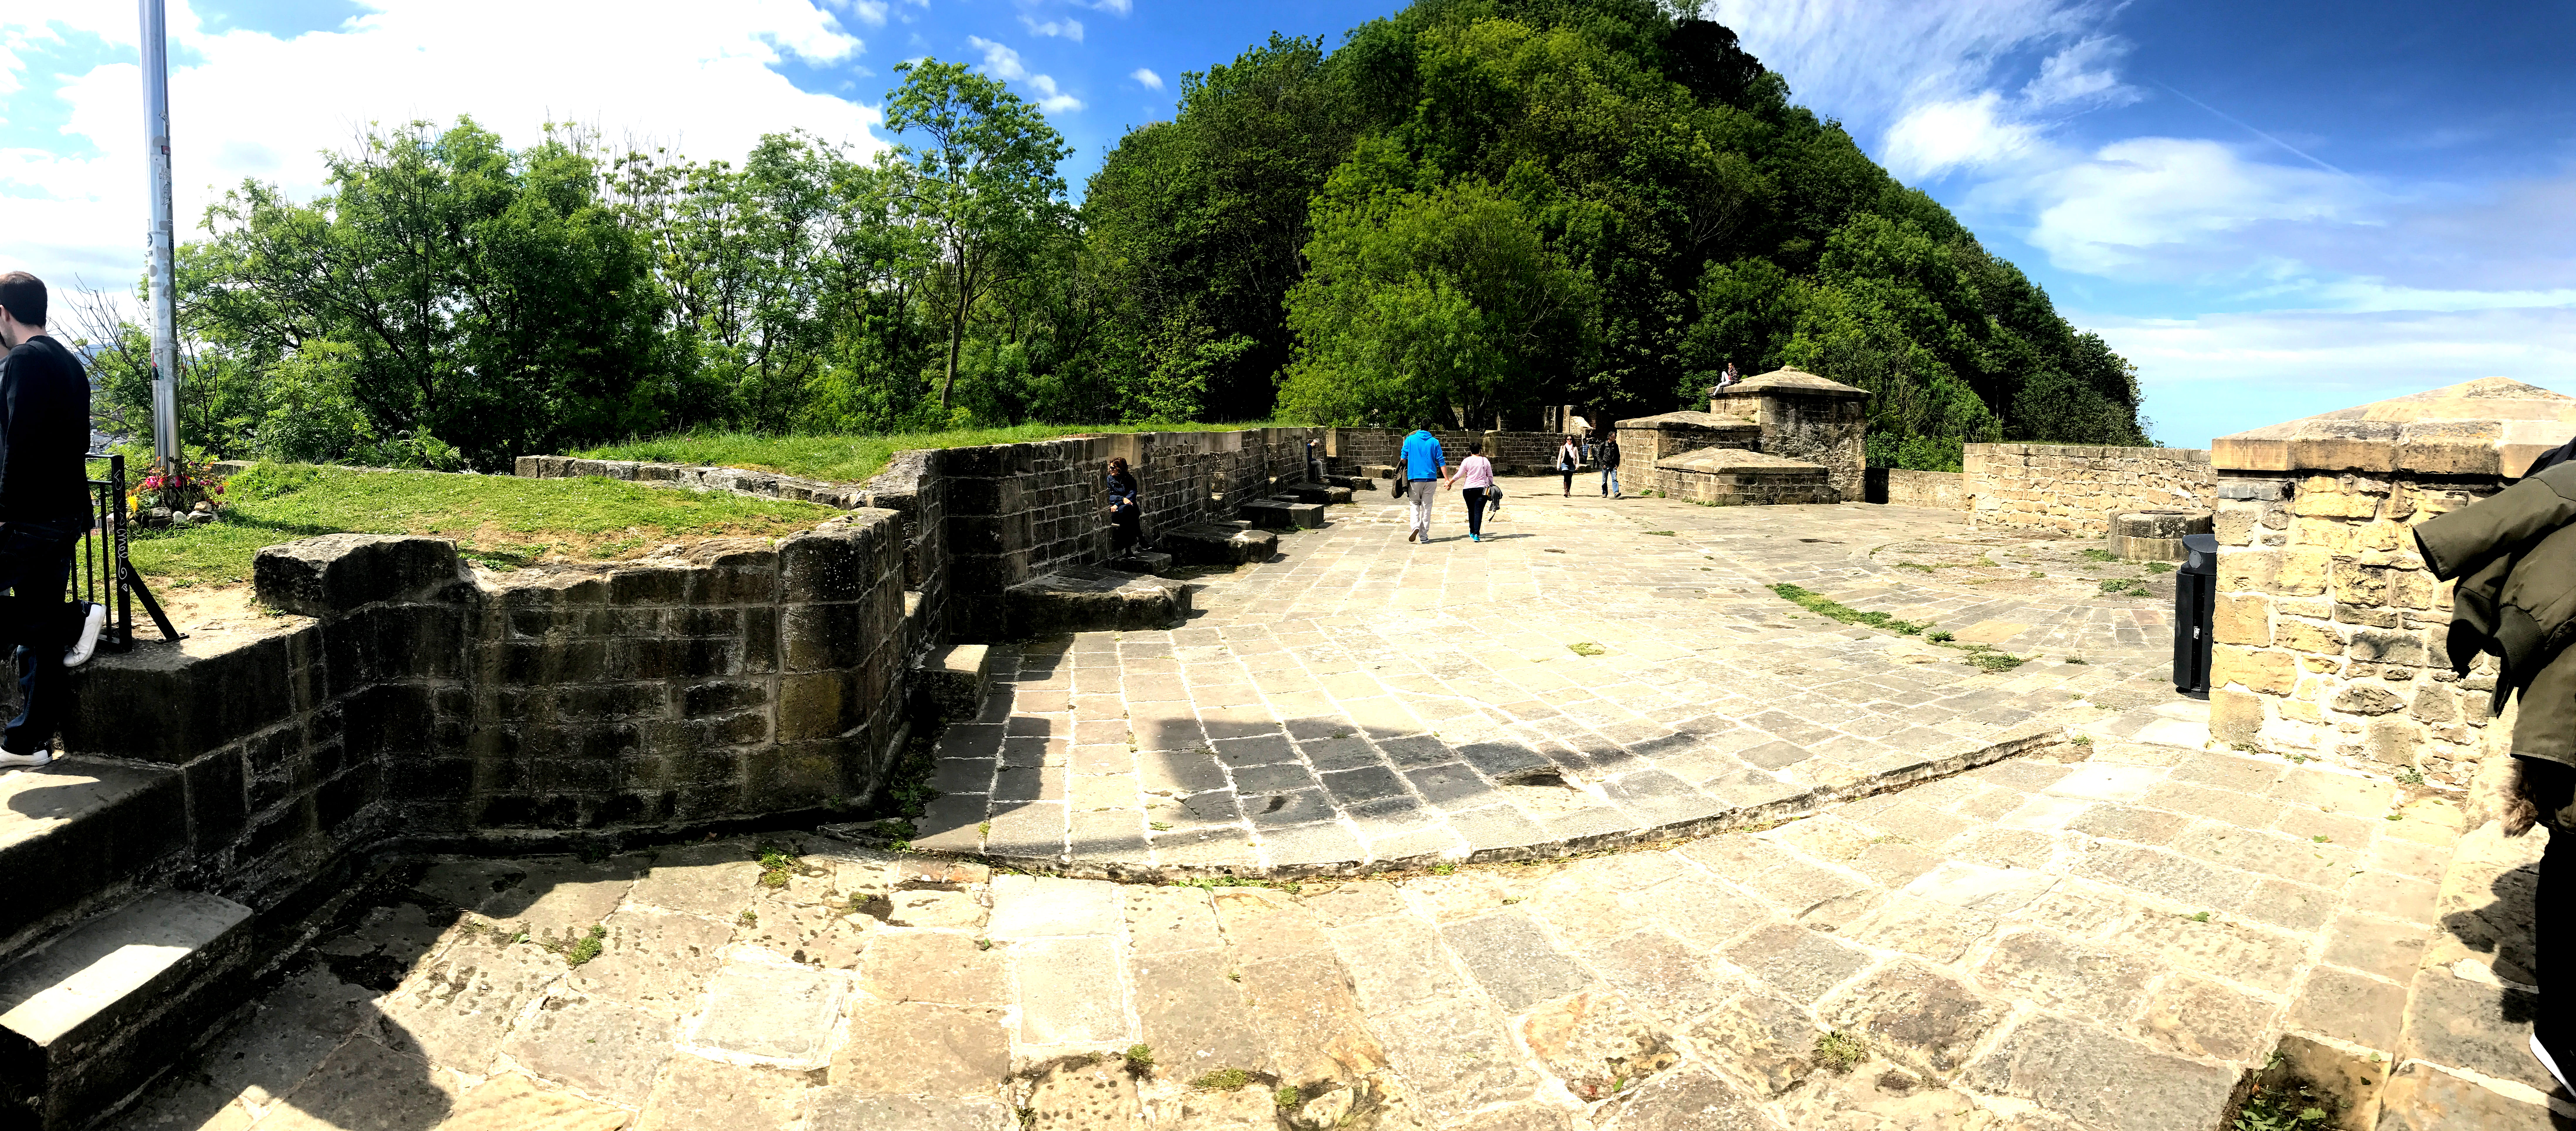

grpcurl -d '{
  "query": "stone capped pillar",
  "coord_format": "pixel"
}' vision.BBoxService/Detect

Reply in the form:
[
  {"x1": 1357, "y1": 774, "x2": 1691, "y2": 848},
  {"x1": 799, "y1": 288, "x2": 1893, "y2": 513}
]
[
  {"x1": 1712, "y1": 367, "x2": 1868, "y2": 502},
  {"x1": 2203, "y1": 377, "x2": 2576, "y2": 786}
]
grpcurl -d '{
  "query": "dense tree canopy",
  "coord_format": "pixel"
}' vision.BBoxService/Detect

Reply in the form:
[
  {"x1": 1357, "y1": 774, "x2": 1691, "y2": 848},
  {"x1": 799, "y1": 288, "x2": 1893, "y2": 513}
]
[{"x1": 80, "y1": 0, "x2": 2143, "y2": 472}]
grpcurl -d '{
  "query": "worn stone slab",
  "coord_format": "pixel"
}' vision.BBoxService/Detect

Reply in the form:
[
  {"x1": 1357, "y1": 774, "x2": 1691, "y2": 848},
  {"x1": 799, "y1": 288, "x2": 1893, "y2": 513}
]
[
  {"x1": 377, "y1": 936, "x2": 569, "y2": 1073},
  {"x1": 829, "y1": 999, "x2": 1007, "y2": 1096},
  {"x1": 1725, "y1": 924, "x2": 1871, "y2": 1005},
  {"x1": 807, "y1": 1089, "x2": 1014, "y2": 1131},
  {"x1": 2372, "y1": 1062, "x2": 2566, "y2": 1130},
  {"x1": 1440, "y1": 912, "x2": 1594, "y2": 1013},
  {"x1": 1518, "y1": 990, "x2": 1678, "y2": 1102},
  {"x1": 500, "y1": 990, "x2": 677, "y2": 1106},
  {"x1": 1961, "y1": 1015, "x2": 2237, "y2": 1131},
  {"x1": 1234, "y1": 950, "x2": 1386, "y2": 1086},
  {"x1": 1819, "y1": 959, "x2": 2007, "y2": 1076},
  {"x1": 1129, "y1": 946, "x2": 1269, "y2": 1078},
  {"x1": 1375, "y1": 998, "x2": 1538, "y2": 1122},
  {"x1": 634, "y1": 1054, "x2": 810, "y2": 1131},
  {"x1": 1594, "y1": 1066, "x2": 1780, "y2": 1131},
  {"x1": 233, "y1": 1037, "x2": 454, "y2": 1131},
  {"x1": 571, "y1": 906, "x2": 735, "y2": 1013},
  {"x1": 682, "y1": 950, "x2": 850, "y2": 1069},
  {"x1": 1011, "y1": 935, "x2": 1132, "y2": 1049},
  {"x1": 627, "y1": 841, "x2": 763, "y2": 918},
  {"x1": 987, "y1": 875, "x2": 1123, "y2": 938}
]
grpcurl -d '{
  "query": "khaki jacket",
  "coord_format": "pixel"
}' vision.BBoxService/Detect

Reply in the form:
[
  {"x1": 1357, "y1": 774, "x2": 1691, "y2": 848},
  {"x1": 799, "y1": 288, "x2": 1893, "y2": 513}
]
[{"x1": 2416, "y1": 463, "x2": 2576, "y2": 765}]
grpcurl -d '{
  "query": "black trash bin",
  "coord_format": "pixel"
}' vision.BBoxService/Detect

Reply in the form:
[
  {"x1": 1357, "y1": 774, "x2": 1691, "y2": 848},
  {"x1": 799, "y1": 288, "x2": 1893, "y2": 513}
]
[{"x1": 2173, "y1": 533, "x2": 2219, "y2": 693}]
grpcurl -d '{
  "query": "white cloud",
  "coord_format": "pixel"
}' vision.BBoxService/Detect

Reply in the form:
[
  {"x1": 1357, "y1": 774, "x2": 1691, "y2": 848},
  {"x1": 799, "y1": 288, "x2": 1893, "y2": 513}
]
[
  {"x1": 1019, "y1": 14, "x2": 1082, "y2": 42},
  {"x1": 965, "y1": 35, "x2": 1082, "y2": 113},
  {"x1": 1129, "y1": 67, "x2": 1162, "y2": 91},
  {"x1": 2006, "y1": 137, "x2": 2363, "y2": 275},
  {"x1": 1085, "y1": 0, "x2": 1132, "y2": 14},
  {"x1": 836, "y1": 0, "x2": 891, "y2": 27},
  {"x1": 0, "y1": 0, "x2": 885, "y2": 288},
  {"x1": 1882, "y1": 93, "x2": 2040, "y2": 180}
]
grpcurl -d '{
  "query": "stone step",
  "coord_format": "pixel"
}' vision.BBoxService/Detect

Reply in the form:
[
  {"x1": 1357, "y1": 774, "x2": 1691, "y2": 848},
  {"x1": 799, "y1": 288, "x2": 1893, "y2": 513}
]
[
  {"x1": 1241, "y1": 500, "x2": 1325, "y2": 530},
  {"x1": 1004, "y1": 566, "x2": 1191, "y2": 636},
  {"x1": 0, "y1": 889, "x2": 256, "y2": 1129},
  {"x1": 1277, "y1": 483, "x2": 1337, "y2": 505},
  {"x1": 915, "y1": 644, "x2": 992, "y2": 723},
  {"x1": 1106, "y1": 550, "x2": 1175, "y2": 576},
  {"x1": 1160, "y1": 524, "x2": 1278, "y2": 567},
  {"x1": 0, "y1": 759, "x2": 187, "y2": 963}
]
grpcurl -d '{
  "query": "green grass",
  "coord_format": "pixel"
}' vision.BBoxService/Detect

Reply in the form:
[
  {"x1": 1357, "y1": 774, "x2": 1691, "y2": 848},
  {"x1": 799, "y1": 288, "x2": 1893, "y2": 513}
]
[
  {"x1": 128, "y1": 462, "x2": 834, "y2": 590},
  {"x1": 1191, "y1": 1068, "x2": 1254, "y2": 1091},
  {"x1": 2079, "y1": 547, "x2": 2119, "y2": 563},
  {"x1": 1768, "y1": 583, "x2": 1930, "y2": 635},
  {"x1": 1568, "y1": 641, "x2": 1608, "y2": 656},
  {"x1": 563, "y1": 925, "x2": 607, "y2": 966},
  {"x1": 2100, "y1": 578, "x2": 2151, "y2": 596},
  {"x1": 2146, "y1": 561, "x2": 2177, "y2": 574},
  {"x1": 1814, "y1": 1031, "x2": 1867, "y2": 1074},
  {"x1": 575, "y1": 422, "x2": 1277, "y2": 485}
]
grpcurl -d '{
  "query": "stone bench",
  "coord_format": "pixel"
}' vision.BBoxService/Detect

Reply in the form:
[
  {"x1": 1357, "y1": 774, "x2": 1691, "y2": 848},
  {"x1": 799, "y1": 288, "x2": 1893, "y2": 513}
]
[
  {"x1": 1004, "y1": 566, "x2": 1190, "y2": 636},
  {"x1": 1159, "y1": 523, "x2": 1277, "y2": 566},
  {"x1": 1241, "y1": 499, "x2": 1326, "y2": 530},
  {"x1": 914, "y1": 644, "x2": 991, "y2": 723}
]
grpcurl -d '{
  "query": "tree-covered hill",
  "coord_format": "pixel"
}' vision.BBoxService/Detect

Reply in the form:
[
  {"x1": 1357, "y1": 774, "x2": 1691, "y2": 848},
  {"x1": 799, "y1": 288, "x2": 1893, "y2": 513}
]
[
  {"x1": 87, "y1": 0, "x2": 2142, "y2": 472},
  {"x1": 1088, "y1": 0, "x2": 2148, "y2": 468}
]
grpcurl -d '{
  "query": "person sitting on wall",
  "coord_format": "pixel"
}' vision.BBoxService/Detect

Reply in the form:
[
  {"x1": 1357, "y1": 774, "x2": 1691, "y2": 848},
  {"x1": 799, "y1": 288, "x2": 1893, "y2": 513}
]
[{"x1": 1105, "y1": 456, "x2": 1147, "y2": 553}]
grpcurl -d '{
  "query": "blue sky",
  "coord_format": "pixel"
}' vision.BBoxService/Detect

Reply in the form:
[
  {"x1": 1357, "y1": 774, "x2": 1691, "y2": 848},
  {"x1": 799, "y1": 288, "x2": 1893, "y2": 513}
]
[{"x1": 5, "y1": 0, "x2": 2571, "y2": 447}]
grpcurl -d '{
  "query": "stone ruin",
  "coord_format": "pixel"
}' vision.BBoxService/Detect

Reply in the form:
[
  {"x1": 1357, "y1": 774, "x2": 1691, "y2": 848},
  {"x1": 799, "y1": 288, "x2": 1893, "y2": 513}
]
[{"x1": 0, "y1": 377, "x2": 2566, "y2": 1128}]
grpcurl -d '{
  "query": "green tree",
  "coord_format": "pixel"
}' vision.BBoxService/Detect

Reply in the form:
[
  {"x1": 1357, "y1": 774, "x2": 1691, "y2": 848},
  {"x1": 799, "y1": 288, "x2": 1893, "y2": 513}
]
[
  {"x1": 881, "y1": 60, "x2": 1073, "y2": 413},
  {"x1": 199, "y1": 118, "x2": 680, "y2": 469},
  {"x1": 1279, "y1": 172, "x2": 1596, "y2": 426}
]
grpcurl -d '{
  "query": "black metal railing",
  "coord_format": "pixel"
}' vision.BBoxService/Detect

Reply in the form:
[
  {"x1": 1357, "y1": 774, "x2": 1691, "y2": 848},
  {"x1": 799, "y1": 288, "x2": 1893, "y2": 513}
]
[{"x1": 80, "y1": 452, "x2": 181, "y2": 652}]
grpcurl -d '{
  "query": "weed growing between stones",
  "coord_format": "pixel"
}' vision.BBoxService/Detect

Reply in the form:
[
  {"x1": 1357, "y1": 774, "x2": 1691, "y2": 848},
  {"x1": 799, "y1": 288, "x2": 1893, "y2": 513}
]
[
  {"x1": 2147, "y1": 561, "x2": 2177, "y2": 573},
  {"x1": 757, "y1": 846, "x2": 795, "y2": 888},
  {"x1": 1643, "y1": 530, "x2": 1676, "y2": 536},
  {"x1": 2396, "y1": 766, "x2": 2427, "y2": 786},
  {"x1": 1926, "y1": 629, "x2": 1955, "y2": 642},
  {"x1": 1191, "y1": 1068, "x2": 1253, "y2": 1091},
  {"x1": 2080, "y1": 548, "x2": 2118, "y2": 563},
  {"x1": 1895, "y1": 561, "x2": 1934, "y2": 572},
  {"x1": 1814, "y1": 1031, "x2": 1866, "y2": 1074},
  {"x1": 1275, "y1": 1085, "x2": 1304, "y2": 1110},
  {"x1": 1767, "y1": 583, "x2": 1930, "y2": 635},
  {"x1": 2100, "y1": 578, "x2": 2150, "y2": 596},
  {"x1": 1123, "y1": 1044, "x2": 1155, "y2": 1072},
  {"x1": 736, "y1": 909, "x2": 757, "y2": 927},
  {"x1": 1167, "y1": 876, "x2": 1302, "y2": 895},
  {"x1": 1568, "y1": 641, "x2": 1608, "y2": 656},
  {"x1": 564, "y1": 925, "x2": 606, "y2": 965}
]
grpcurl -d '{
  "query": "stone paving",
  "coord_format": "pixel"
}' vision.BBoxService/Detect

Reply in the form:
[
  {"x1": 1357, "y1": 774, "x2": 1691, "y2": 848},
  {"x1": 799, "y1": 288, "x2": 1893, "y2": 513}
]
[
  {"x1": 103, "y1": 484, "x2": 2573, "y2": 1129},
  {"x1": 113, "y1": 702, "x2": 2558, "y2": 1130},
  {"x1": 912, "y1": 487, "x2": 2187, "y2": 873}
]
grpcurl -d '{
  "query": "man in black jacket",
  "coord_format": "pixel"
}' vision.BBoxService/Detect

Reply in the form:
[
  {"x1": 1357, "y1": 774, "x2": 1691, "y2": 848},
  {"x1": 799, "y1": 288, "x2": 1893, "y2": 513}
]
[{"x1": 0, "y1": 272, "x2": 105, "y2": 767}]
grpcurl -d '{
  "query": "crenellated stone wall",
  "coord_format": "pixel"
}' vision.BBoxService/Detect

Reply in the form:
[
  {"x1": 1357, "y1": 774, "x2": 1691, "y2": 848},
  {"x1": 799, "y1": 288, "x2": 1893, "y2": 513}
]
[{"x1": 1964, "y1": 443, "x2": 2216, "y2": 535}]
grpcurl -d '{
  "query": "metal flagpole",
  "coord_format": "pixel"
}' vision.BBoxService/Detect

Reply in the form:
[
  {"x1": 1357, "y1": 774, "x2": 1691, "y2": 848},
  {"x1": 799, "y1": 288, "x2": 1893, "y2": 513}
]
[{"x1": 140, "y1": 0, "x2": 180, "y2": 474}]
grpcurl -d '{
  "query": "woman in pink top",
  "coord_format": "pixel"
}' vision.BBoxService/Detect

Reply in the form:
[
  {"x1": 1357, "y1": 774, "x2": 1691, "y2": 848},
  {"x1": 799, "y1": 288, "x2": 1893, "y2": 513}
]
[{"x1": 1446, "y1": 449, "x2": 1497, "y2": 542}]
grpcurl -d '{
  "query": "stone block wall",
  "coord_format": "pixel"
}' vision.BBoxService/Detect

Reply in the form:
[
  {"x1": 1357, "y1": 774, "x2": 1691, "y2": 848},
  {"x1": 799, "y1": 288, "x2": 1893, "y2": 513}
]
[
  {"x1": 1866, "y1": 468, "x2": 1968, "y2": 509},
  {"x1": 1654, "y1": 452, "x2": 1834, "y2": 506},
  {"x1": 1964, "y1": 443, "x2": 2216, "y2": 535},
  {"x1": 1328, "y1": 428, "x2": 1582, "y2": 474},
  {"x1": 1755, "y1": 392, "x2": 1866, "y2": 501},
  {"x1": 1613, "y1": 416, "x2": 1759, "y2": 469},
  {"x1": 61, "y1": 515, "x2": 913, "y2": 917},
  {"x1": 2204, "y1": 475, "x2": 2491, "y2": 784}
]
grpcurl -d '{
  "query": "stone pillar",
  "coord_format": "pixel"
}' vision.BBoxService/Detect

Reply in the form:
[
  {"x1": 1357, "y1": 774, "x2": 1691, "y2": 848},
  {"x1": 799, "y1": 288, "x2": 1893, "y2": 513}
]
[{"x1": 2203, "y1": 377, "x2": 2576, "y2": 786}]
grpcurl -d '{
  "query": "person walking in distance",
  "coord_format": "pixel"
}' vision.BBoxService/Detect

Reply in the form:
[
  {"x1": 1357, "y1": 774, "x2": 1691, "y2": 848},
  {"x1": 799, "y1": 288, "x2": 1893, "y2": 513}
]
[
  {"x1": 1400, "y1": 422, "x2": 1447, "y2": 543},
  {"x1": 0, "y1": 273, "x2": 108, "y2": 767},
  {"x1": 1447, "y1": 445, "x2": 1496, "y2": 543},
  {"x1": 1306, "y1": 436, "x2": 1323, "y2": 483},
  {"x1": 1556, "y1": 435, "x2": 1580, "y2": 497},
  {"x1": 1599, "y1": 435, "x2": 1624, "y2": 499}
]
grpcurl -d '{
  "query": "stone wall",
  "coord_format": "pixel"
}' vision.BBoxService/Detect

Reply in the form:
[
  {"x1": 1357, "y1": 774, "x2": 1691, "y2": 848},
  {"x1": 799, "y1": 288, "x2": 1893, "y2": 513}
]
[
  {"x1": 1756, "y1": 392, "x2": 1865, "y2": 501},
  {"x1": 2205, "y1": 475, "x2": 2490, "y2": 784},
  {"x1": 58, "y1": 514, "x2": 911, "y2": 919},
  {"x1": 1328, "y1": 428, "x2": 1580, "y2": 474},
  {"x1": 1866, "y1": 468, "x2": 1968, "y2": 509},
  {"x1": 1964, "y1": 443, "x2": 2215, "y2": 535},
  {"x1": 1613, "y1": 412, "x2": 1760, "y2": 469},
  {"x1": 1652, "y1": 450, "x2": 1834, "y2": 506}
]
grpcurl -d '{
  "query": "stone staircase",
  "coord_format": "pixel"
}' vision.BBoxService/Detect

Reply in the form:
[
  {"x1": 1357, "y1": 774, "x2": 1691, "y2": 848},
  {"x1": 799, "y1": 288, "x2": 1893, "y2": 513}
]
[{"x1": 0, "y1": 761, "x2": 262, "y2": 1129}]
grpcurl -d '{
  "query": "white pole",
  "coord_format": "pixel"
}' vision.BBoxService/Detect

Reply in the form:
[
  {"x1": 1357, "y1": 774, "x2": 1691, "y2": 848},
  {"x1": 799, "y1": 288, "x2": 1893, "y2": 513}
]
[{"x1": 140, "y1": 0, "x2": 180, "y2": 472}]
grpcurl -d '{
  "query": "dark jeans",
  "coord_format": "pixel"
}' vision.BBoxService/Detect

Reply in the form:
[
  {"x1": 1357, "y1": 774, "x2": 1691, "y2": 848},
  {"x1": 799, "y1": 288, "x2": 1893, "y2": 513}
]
[
  {"x1": 0, "y1": 520, "x2": 82, "y2": 753},
  {"x1": 1111, "y1": 502, "x2": 1143, "y2": 552},
  {"x1": 1462, "y1": 488, "x2": 1488, "y2": 537},
  {"x1": 2527, "y1": 756, "x2": 2576, "y2": 1048},
  {"x1": 1559, "y1": 470, "x2": 1574, "y2": 494}
]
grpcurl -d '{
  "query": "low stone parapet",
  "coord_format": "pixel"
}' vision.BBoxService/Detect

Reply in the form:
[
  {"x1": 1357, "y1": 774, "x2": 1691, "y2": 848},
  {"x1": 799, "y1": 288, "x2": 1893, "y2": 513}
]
[
  {"x1": 1650, "y1": 448, "x2": 1834, "y2": 506},
  {"x1": 1160, "y1": 523, "x2": 1276, "y2": 566}
]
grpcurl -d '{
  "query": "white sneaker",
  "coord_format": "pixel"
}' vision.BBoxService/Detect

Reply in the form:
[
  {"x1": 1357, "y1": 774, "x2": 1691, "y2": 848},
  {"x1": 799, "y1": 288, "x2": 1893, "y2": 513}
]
[
  {"x1": 64, "y1": 602, "x2": 106, "y2": 668},
  {"x1": 2537, "y1": 1032, "x2": 2572, "y2": 1093},
  {"x1": 0, "y1": 748, "x2": 52, "y2": 768}
]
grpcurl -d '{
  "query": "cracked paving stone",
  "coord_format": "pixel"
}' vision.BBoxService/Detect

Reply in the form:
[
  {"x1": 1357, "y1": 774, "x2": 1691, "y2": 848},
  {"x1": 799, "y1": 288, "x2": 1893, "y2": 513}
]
[{"x1": 1441, "y1": 912, "x2": 1595, "y2": 1013}]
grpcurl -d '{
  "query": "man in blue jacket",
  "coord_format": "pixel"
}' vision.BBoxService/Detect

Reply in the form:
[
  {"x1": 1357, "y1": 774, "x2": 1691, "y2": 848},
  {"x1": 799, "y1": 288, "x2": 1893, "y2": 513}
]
[{"x1": 1400, "y1": 423, "x2": 1447, "y2": 543}]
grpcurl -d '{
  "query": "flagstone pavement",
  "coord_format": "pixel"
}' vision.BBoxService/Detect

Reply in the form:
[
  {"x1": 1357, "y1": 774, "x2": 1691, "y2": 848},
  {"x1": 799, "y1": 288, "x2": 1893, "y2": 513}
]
[{"x1": 108, "y1": 484, "x2": 2569, "y2": 1130}]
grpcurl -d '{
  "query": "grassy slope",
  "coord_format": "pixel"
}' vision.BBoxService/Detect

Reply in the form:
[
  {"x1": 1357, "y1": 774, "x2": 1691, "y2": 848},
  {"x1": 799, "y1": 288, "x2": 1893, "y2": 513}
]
[
  {"x1": 574, "y1": 423, "x2": 1277, "y2": 485},
  {"x1": 130, "y1": 463, "x2": 834, "y2": 589}
]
